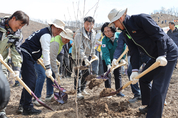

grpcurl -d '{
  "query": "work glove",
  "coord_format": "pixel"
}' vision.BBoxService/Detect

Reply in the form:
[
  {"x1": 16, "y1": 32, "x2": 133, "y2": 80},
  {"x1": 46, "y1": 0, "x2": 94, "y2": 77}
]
[
  {"x1": 130, "y1": 71, "x2": 139, "y2": 84},
  {"x1": 9, "y1": 71, "x2": 20, "y2": 79},
  {"x1": 112, "y1": 59, "x2": 117, "y2": 66},
  {"x1": 156, "y1": 56, "x2": 167, "y2": 66},
  {"x1": 55, "y1": 73, "x2": 61, "y2": 85},
  {"x1": 0, "y1": 54, "x2": 3, "y2": 60},
  {"x1": 120, "y1": 59, "x2": 126, "y2": 64},
  {"x1": 45, "y1": 69, "x2": 52, "y2": 78},
  {"x1": 84, "y1": 58, "x2": 91, "y2": 66},
  {"x1": 107, "y1": 65, "x2": 111, "y2": 71}
]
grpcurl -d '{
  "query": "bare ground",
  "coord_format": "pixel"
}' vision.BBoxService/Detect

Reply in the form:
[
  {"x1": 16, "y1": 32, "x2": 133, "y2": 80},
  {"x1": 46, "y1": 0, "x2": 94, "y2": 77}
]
[{"x1": 5, "y1": 69, "x2": 178, "y2": 118}]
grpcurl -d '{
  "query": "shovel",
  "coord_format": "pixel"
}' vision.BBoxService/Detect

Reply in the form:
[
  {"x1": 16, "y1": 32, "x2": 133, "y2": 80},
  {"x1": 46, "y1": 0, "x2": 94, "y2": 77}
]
[
  {"x1": 100, "y1": 61, "x2": 161, "y2": 97},
  {"x1": 37, "y1": 59, "x2": 68, "y2": 104},
  {"x1": 0, "y1": 58, "x2": 54, "y2": 111},
  {"x1": 94, "y1": 46, "x2": 129, "y2": 80}
]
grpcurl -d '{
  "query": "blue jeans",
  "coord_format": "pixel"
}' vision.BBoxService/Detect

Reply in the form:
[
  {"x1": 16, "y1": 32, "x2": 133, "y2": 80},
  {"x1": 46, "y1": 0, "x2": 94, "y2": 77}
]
[
  {"x1": 34, "y1": 61, "x2": 54, "y2": 98},
  {"x1": 127, "y1": 54, "x2": 150, "y2": 97},
  {"x1": 91, "y1": 50, "x2": 104, "y2": 75}
]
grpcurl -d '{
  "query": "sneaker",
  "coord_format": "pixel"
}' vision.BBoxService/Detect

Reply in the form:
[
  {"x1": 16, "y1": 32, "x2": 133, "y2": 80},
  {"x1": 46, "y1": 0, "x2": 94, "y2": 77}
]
[
  {"x1": 128, "y1": 96, "x2": 141, "y2": 103},
  {"x1": 77, "y1": 93, "x2": 84, "y2": 100},
  {"x1": 116, "y1": 92, "x2": 125, "y2": 97},
  {"x1": 22, "y1": 107, "x2": 41, "y2": 115},
  {"x1": 32, "y1": 98, "x2": 42, "y2": 106},
  {"x1": 82, "y1": 90, "x2": 90, "y2": 95},
  {"x1": 16, "y1": 104, "x2": 23, "y2": 114},
  {"x1": 45, "y1": 94, "x2": 54, "y2": 102},
  {"x1": 0, "y1": 112, "x2": 7, "y2": 118},
  {"x1": 12, "y1": 83, "x2": 20, "y2": 87},
  {"x1": 139, "y1": 106, "x2": 149, "y2": 114}
]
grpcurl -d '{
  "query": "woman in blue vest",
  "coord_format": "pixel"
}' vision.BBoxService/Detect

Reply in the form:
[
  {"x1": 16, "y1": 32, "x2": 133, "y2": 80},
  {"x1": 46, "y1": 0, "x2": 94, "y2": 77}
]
[
  {"x1": 101, "y1": 22, "x2": 126, "y2": 97},
  {"x1": 17, "y1": 20, "x2": 66, "y2": 115}
]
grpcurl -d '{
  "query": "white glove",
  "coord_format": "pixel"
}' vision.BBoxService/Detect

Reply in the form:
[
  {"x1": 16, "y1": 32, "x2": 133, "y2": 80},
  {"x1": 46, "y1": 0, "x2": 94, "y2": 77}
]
[
  {"x1": 107, "y1": 65, "x2": 111, "y2": 71},
  {"x1": 55, "y1": 73, "x2": 61, "y2": 85},
  {"x1": 9, "y1": 71, "x2": 20, "y2": 79},
  {"x1": 120, "y1": 59, "x2": 126, "y2": 64},
  {"x1": 156, "y1": 56, "x2": 167, "y2": 66},
  {"x1": 84, "y1": 59, "x2": 91, "y2": 66},
  {"x1": 0, "y1": 54, "x2": 3, "y2": 60},
  {"x1": 45, "y1": 69, "x2": 52, "y2": 78},
  {"x1": 130, "y1": 71, "x2": 139, "y2": 84},
  {"x1": 112, "y1": 59, "x2": 117, "y2": 66}
]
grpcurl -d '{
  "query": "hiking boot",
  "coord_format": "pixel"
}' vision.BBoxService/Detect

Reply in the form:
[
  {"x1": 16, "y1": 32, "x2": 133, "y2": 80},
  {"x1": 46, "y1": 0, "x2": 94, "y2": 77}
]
[
  {"x1": 139, "y1": 106, "x2": 149, "y2": 114},
  {"x1": 128, "y1": 96, "x2": 141, "y2": 103},
  {"x1": 16, "y1": 104, "x2": 23, "y2": 114},
  {"x1": 82, "y1": 90, "x2": 90, "y2": 95},
  {"x1": 116, "y1": 92, "x2": 125, "y2": 97},
  {"x1": 22, "y1": 107, "x2": 41, "y2": 115},
  {"x1": 32, "y1": 98, "x2": 42, "y2": 106},
  {"x1": 45, "y1": 94, "x2": 54, "y2": 102},
  {"x1": 77, "y1": 93, "x2": 84, "y2": 100}
]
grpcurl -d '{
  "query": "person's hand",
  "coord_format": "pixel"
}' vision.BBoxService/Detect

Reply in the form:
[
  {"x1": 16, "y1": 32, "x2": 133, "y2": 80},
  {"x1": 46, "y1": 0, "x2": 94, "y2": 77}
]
[
  {"x1": 112, "y1": 59, "x2": 117, "y2": 66},
  {"x1": 120, "y1": 59, "x2": 126, "y2": 64},
  {"x1": 45, "y1": 69, "x2": 52, "y2": 78},
  {"x1": 130, "y1": 71, "x2": 139, "y2": 84},
  {"x1": 156, "y1": 56, "x2": 167, "y2": 66},
  {"x1": 92, "y1": 55, "x2": 98, "y2": 60},
  {"x1": 107, "y1": 65, "x2": 111, "y2": 71},
  {"x1": 0, "y1": 54, "x2": 3, "y2": 60},
  {"x1": 9, "y1": 71, "x2": 20, "y2": 79},
  {"x1": 84, "y1": 59, "x2": 91, "y2": 66}
]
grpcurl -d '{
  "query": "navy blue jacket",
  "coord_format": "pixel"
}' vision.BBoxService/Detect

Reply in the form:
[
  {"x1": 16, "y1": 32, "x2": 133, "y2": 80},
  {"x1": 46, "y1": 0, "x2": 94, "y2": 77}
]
[
  {"x1": 167, "y1": 27, "x2": 178, "y2": 46},
  {"x1": 21, "y1": 27, "x2": 52, "y2": 61},
  {"x1": 122, "y1": 14, "x2": 178, "y2": 69}
]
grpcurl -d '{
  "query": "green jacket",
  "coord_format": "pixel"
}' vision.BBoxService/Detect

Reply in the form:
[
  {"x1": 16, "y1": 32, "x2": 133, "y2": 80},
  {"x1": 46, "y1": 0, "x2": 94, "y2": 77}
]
[
  {"x1": 101, "y1": 32, "x2": 120, "y2": 66},
  {"x1": 0, "y1": 18, "x2": 23, "y2": 71}
]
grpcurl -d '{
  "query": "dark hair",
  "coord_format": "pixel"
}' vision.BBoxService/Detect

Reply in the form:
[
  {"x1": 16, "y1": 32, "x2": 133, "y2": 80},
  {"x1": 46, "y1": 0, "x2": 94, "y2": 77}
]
[
  {"x1": 169, "y1": 21, "x2": 175, "y2": 26},
  {"x1": 9, "y1": 10, "x2": 29, "y2": 25},
  {"x1": 84, "y1": 16, "x2": 95, "y2": 24},
  {"x1": 101, "y1": 22, "x2": 116, "y2": 36}
]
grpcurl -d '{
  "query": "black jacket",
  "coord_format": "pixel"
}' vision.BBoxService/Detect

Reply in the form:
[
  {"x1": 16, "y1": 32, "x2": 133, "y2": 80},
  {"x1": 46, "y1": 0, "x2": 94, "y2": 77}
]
[
  {"x1": 122, "y1": 14, "x2": 178, "y2": 69},
  {"x1": 167, "y1": 27, "x2": 178, "y2": 46}
]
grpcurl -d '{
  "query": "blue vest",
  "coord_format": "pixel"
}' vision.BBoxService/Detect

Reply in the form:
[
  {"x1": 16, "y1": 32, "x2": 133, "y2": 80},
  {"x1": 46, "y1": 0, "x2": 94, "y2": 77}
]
[{"x1": 21, "y1": 27, "x2": 52, "y2": 61}]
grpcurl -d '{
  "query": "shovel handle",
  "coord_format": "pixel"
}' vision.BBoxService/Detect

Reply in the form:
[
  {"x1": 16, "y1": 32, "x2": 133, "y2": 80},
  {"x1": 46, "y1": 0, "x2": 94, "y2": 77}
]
[
  {"x1": 86, "y1": 56, "x2": 99, "y2": 66},
  {"x1": 0, "y1": 58, "x2": 32, "y2": 95},
  {"x1": 110, "y1": 46, "x2": 129, "y2": 71}
]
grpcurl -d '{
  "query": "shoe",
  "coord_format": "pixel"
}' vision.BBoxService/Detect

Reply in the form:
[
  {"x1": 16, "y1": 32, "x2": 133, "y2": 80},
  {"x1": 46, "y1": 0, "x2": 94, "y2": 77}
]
[
  {"x1": 82, "y1": 90, "x2": 90, "y2": 95},
  {"x1": 45, "y1": 94, "x2": 54, "y2": 102},
  {"x1": 0, "y1": 112, "x2": 7, "y2": 118},
  {"x1": 128, "y1": 96, "x2": 141, "y2": 103},
  {"x1": 32, "y1": 98, "x2": 42, "y2": 106},
  {"x1": 16, "y1": 104, "x2": 23, "y2": 114},
  {"x1": 12, "y1": 83, "x2": 20, "y2": 87},
  {"x1": 22, "y1": 107, "x2": 41, "y2": 115},
  {"x1": 116, "y1": 92, "x2": 125, "y2": 97},
  {"x1": 139, "y1": 106, "x2": 149, "y2": 114},
  {"x1": 77, "y1": 93, "x2": 84, "y2": 100}
]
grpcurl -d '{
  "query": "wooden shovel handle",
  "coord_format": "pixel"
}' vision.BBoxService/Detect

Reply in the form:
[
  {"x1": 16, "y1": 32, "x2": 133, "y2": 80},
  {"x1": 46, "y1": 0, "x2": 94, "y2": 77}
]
[
  {"x1": 110, "y1": 46, "x2": 129, "y2": 71},
  {"x1": 0, "y1": 58, "x2": 32, "y2": 95}
]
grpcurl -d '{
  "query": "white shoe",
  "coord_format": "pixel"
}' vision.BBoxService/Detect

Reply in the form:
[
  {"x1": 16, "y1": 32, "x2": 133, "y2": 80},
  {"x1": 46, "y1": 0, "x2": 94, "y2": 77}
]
[
  {"x1": 45, "y1": 94, "x2": 54, "y2": 102},
  {"x1": 106, "y1": 96, "x2": 112, "y2": 98},
  {"x1": 33, "y1": 98, "x2": 42, "y2": 106},
  {"x1": 82, "y1": 90, "x2": 90, "y2": 95},
  {"x1": 77, "y1": 93, "x2": 84, "y2": 100}
]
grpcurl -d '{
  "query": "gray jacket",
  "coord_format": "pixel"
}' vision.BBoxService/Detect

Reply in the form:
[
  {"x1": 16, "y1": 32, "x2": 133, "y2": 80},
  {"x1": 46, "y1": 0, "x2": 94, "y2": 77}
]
[{"x1": 72, "y1": 27, "x2": 96, "y2": 60}]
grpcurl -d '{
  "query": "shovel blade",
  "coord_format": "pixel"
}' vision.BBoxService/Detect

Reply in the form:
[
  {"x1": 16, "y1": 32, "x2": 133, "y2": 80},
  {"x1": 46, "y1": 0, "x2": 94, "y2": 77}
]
[{"x1": 54, "y1": 92, "x2": 68, "y2": 104}]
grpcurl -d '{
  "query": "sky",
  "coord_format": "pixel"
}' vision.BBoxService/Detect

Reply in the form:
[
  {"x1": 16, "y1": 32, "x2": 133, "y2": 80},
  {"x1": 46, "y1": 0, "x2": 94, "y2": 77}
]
[{"x1": 1, "y1": 0, "x2": 178, "y2": 24}]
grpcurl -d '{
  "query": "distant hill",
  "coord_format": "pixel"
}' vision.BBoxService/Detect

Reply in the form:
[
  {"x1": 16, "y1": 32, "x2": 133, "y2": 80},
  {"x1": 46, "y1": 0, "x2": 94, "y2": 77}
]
[{"x1": 0, "y1": 13, "x2": 48, "y2": 41}]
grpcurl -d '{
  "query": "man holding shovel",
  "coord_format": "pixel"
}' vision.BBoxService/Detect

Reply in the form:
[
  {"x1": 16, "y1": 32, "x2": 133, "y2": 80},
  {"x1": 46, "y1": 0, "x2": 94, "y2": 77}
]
[
  {"x1": 17, "y1": 19, "x2": 65, "y2": 115},
  {"x1": 0, "y1": 11, "x2": 29, "y2": 118},
  {"x1": 108, "y1": 8, "x2": 178, "y2": 118},
  {"x1": 72, "y1": 16, "x2": 97, "y2": 100},
  {"x1": 33, "y1": 28, "x2": 73, "y2": 106}
]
